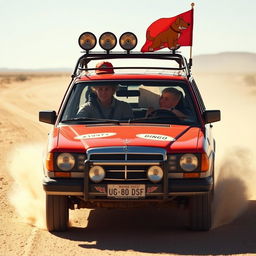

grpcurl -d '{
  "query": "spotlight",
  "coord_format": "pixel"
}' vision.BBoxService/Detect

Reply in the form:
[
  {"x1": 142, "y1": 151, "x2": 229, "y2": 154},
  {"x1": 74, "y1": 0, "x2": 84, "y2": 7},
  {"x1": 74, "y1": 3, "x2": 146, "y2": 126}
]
[
  {"x1": 78, "y1": 32, "x2": 97, "y2": 51},
  {"x1": 99, "y1": 32, "x2": 117, "y2": 51},
  {"x1": 119, "y1": 32, "x2": 137, "y2": 51}
]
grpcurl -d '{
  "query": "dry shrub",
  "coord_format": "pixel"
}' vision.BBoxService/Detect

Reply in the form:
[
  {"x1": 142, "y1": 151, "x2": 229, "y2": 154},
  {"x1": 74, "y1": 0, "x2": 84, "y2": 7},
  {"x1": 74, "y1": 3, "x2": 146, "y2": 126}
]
[{"x1": 15, "y1": 74, "x2": 28, "y2": 82}]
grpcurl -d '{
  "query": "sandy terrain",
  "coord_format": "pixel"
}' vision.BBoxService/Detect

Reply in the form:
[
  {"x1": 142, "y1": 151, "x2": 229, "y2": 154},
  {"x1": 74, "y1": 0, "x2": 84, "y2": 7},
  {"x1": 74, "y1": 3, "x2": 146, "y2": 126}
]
[{"x1": 0, "y1": 72, "x2": 256, "y2": 256}]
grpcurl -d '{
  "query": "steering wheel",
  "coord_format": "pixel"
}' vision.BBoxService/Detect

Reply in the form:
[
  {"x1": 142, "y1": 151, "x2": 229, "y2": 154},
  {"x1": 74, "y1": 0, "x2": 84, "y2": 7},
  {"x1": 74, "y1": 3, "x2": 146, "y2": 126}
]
[{"x1": 148, "y1": 109, "x2": 180, "y2": 121}]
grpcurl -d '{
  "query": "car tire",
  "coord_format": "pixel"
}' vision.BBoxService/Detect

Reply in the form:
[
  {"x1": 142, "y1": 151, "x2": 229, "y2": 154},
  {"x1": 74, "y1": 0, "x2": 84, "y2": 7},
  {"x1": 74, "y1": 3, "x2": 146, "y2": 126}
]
[
  {"x1": 46, "y1": 195, "x2": 69, "y2": 231},
  {"x1": 189, "y1": 192, "x2": 212, "y2": 231}
]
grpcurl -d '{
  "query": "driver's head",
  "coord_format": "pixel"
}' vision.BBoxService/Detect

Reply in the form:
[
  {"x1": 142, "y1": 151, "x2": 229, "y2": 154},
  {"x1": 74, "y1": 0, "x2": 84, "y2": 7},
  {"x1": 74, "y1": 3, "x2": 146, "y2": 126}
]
[
  {"x1": 159, "y1": 88, "x2": 182, "y2": 110},
  {"x1": 92, "y1": 85, "x2": 117, "y2": 106},
  {"x1": 95, "y1": 61, "x2": 114, "y2": 74}
]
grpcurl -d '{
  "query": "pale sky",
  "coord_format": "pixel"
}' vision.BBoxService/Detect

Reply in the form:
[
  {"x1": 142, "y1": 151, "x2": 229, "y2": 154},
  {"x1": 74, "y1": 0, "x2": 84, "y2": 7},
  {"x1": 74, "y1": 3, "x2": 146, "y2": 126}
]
[{"x1": 1, "y1": 0, "x2": 256, "y2": 69}]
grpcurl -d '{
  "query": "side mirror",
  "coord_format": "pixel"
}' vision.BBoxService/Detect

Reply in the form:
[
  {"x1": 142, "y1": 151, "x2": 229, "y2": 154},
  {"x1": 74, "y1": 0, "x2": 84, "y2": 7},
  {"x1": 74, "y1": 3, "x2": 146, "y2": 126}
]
[
  {"x1": 203, "y1": 110, "x2": 221, "y2": 124},
  {"x1": 39, "y1": 111, "x2": 57, "y2": 124}
]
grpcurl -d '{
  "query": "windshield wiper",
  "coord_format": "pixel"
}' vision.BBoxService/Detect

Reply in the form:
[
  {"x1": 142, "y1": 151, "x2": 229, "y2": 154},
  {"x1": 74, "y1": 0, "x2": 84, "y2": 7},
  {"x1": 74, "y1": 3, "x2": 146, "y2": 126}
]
[
  {"x1": 129, "y1": 116, "x2": 176, "y2": 123},
  {"x1": 61, "y1": 117, "x2": 121, "y2": 123}
]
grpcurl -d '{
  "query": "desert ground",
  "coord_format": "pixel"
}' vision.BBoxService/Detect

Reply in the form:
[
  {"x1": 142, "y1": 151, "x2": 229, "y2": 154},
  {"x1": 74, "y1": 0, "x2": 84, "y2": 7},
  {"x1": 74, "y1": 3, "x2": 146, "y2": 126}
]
[{"x1": 0, "y1": 71, "x2": 256, "y2": 256}]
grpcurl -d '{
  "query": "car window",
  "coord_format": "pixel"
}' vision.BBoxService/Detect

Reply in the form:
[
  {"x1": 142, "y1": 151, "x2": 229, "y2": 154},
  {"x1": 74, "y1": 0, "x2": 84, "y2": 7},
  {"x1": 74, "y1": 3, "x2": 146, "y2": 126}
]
[{"x1": 60, "y1": 80, "x2": 199, "y2": 125}]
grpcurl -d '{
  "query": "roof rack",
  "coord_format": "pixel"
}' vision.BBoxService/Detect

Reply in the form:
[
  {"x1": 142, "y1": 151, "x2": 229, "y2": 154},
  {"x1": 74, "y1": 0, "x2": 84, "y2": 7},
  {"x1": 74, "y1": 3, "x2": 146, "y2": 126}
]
[{"x1": 72, "y1": 51, "x2": 192, "y2": 79}]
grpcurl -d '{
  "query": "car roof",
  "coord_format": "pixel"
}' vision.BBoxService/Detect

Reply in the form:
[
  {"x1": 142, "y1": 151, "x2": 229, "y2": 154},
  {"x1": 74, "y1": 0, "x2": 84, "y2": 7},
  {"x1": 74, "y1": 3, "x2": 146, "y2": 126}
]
[{"x1": 76, "y1": 73, "x2": 189, "y2": 82}]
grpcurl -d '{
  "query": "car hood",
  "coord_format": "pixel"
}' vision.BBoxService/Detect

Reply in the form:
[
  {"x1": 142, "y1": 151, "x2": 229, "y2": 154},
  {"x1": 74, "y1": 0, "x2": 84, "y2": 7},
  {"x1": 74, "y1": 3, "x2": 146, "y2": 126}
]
[{"x1": 51, "y1": 124, "x2": 204, "y2": 152}]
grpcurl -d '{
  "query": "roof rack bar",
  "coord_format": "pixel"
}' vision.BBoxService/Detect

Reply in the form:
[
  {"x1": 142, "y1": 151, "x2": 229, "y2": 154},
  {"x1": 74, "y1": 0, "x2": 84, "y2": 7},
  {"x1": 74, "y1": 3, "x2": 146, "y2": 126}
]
[
  {"x1": 72, "y1": 51, "x2": 191, "y2": 78},
  {"x1": 79, "y1": 66, "x2": 186, "y2": 71}
]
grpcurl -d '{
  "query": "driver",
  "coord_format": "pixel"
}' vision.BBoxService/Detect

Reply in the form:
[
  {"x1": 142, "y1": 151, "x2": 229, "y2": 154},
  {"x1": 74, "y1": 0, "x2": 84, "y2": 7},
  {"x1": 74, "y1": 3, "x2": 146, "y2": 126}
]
[
  {"x1": 77, "y1": 62, "x2": 133, "y2": 120},
  {"x1": 146, "y1": 87, "x2": 187, "y2": 119}
]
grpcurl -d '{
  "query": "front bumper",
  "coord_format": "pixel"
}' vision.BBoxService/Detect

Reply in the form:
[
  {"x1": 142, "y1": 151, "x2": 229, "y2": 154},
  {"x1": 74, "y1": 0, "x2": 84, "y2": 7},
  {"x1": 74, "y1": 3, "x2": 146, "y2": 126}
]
[{"x1": 43, "y1": 176, "x2": 213, "y2": 198}]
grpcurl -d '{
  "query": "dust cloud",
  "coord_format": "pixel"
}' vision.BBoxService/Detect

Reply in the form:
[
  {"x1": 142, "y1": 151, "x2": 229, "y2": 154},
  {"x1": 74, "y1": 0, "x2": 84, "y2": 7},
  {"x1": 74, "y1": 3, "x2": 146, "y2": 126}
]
[
  {"x1": 197, "y1": 73, "x2": 256, "y2": 228},
  {"x1": 213, "y1": 148, "x2": 256, "y2": 228},
  {"x1": 8, "y1": 144, "x2": 46, "y2": 229}
]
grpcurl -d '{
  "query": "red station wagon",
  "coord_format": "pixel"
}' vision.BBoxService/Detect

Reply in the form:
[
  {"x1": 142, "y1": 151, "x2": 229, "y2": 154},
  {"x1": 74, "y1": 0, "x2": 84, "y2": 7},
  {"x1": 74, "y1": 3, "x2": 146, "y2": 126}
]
[{"x1": 39, "y1": 32, "x2": 221, "y2": 231}]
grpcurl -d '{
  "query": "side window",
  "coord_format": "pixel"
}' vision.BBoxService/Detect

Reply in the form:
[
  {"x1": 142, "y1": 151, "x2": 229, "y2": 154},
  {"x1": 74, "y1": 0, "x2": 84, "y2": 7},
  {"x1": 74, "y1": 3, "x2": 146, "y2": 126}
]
[{"x1": 191, "y1": 79, "x2": 206, "y2": 113}]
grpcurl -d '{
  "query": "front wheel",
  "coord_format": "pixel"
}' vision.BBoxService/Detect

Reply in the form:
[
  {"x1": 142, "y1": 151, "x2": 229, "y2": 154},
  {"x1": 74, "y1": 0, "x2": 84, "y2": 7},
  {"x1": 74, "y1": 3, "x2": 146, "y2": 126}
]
[
  {"x1": 189, "y1": 192, "x2": 212, "y2": 231},
  {"x1": 46, "y1": 195, "x2": 69, "y2": 231}
]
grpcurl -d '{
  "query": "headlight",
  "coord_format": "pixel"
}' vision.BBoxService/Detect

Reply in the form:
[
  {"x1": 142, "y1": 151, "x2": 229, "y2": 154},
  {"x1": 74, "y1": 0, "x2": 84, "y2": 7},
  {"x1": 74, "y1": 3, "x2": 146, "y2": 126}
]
[
  {"x1": 57, "y1": 153, "x2": 75, "y2": 171},
  {"x1": 147, "y1": 166, "x2": 163, "y2": 183},
  {"x1": 89, "y1": 166, "x2": 105, "y2": 183},
  {"x1": 180, "y1": 154, "x2": 198, "y2": 172}
]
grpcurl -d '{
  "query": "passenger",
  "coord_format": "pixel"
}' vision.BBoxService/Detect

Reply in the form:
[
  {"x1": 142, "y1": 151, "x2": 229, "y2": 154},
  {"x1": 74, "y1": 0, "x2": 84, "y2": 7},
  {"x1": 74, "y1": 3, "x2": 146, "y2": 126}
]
[
  {"x1": 146, "y1": 87, "x2": 187, "y2": 119},
  {"x1": 77, "y1": 62, "x2": 133, "y2": 120}
]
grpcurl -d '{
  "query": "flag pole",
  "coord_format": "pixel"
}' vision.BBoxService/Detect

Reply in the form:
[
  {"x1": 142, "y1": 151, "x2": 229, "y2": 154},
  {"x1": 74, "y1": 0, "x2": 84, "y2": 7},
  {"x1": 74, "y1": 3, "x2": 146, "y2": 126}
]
[{"x1": 189, "y1": 2, "x2": 194, "y2": 69}]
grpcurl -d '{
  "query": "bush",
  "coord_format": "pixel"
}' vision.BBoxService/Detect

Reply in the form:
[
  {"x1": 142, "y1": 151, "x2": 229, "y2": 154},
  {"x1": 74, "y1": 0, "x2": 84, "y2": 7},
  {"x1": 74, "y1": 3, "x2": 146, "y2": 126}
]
[{"x1": 15, "y1": 74, "x2": 28, "y2": 82}]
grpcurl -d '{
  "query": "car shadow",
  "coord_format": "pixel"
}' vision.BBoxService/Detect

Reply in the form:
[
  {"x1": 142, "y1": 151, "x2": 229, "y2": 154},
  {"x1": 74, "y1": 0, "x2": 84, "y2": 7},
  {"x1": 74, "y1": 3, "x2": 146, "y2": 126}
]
[{"x1": 52, "y1": 200, "x2": 256, "y2": 255}]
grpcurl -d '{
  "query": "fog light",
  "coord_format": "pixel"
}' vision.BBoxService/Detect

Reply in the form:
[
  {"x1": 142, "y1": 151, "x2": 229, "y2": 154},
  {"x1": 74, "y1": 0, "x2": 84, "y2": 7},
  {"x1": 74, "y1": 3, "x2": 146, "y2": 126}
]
[
  {"x1": 89, "y1": 166, "x2": 105, "y2": 183},
  {"x1": 99, "y1": 32, "x2": 117, "y2": 51},
  {"x1": 78, "y1": 32, "x2": 97, "y2": 51},
  {"x1": 119, "y1": 32, "x2": 137, "y2": 51},
  {"x1": 147, "y1": 166, "x2": 163, "y2": 183}
]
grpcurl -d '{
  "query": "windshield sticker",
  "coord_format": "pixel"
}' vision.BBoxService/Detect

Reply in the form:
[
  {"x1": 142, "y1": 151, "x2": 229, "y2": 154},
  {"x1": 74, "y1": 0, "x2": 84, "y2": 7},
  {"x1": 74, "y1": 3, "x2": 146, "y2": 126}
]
[
  {"x1": 75, "y1": 132, "x2": 116, "y2": 140},
  {"x1": 136, "y1": 133, "x2": 175, "y2": 141}
]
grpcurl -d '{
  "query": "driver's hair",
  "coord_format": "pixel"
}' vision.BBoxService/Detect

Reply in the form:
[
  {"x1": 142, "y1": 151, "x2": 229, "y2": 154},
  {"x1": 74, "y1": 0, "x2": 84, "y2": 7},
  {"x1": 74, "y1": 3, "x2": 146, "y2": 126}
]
[
  {"x1": 91, "y1": 85, "x2": 118, "y2": 92},
  {"x1": 162, "y1": 87, "x2": 182, "y2": 101}
]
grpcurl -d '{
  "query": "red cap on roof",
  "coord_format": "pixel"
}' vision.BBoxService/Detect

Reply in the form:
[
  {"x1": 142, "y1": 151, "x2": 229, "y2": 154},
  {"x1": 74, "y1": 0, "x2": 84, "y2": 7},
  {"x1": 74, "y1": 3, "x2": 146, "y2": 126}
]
[{"x1": 95, "y1": 61, "x2": 114, "y2": 74}]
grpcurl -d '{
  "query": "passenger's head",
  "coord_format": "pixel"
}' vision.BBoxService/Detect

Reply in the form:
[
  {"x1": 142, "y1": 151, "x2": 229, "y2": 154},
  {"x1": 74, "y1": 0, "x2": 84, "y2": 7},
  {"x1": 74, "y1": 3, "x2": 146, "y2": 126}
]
[
  {"x1": 92, "y1": 85, "x2": 117, "y2": 106},
  {"x1": 95, "y1": 61, "x2": 114, "y2": 74},
  {"x1": 159, "y1": 88, "x2": 182, "y2": 110}
]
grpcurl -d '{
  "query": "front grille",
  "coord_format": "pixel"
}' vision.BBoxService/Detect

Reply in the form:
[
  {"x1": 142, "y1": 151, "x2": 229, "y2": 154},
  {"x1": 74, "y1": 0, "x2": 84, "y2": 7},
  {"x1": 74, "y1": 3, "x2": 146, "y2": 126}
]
[
  {"x1": 90, "y1": 153, "x2": 163, "y2": 161},
  {"x1": 87, "y1": 146, "x2": 166, "y2": 181}
]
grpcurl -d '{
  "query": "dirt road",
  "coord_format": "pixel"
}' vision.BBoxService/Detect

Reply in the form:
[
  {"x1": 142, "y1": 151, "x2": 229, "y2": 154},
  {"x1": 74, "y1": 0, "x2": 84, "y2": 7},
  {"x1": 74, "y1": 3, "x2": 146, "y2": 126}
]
[{"x1": 0, "y1": 74, "x2": 256, "y2": 256}]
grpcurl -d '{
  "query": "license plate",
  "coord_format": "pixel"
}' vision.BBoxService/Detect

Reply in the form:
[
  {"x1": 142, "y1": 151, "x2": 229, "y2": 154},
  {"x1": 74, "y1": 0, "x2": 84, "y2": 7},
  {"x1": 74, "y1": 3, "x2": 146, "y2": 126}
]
[{"x1": 107, "y1": 184, "x2": 145, "y2": 198}]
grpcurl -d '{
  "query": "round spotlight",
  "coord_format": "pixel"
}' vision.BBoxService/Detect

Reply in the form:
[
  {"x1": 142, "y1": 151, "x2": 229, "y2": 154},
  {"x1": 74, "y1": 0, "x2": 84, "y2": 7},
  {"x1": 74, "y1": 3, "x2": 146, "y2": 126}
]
[
  {"x1": 89, "y1": 166, "x2": 105, "y2": 183},
  {"x1": 99, "y1": 32, "x2": 117, "y2": 51},
  {"x1": 147, "y1": 166, "x2": 163, "y2": 183},
  {"x1": 78, "y1": 32, "x2": 97, "y2": 51},
  {"x1": 119, "y1": 32, "x2": 137, "y2": 51}
]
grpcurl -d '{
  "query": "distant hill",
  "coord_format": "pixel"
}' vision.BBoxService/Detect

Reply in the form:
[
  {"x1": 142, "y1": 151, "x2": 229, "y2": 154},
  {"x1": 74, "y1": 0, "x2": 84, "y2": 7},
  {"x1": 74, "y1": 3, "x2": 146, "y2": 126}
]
[
  {"x1": 0, "y1": 67, "x2": 72, "y2": 73},
  {"x1": 193, "y1": 52, "x2": 256, "y2": 73}
]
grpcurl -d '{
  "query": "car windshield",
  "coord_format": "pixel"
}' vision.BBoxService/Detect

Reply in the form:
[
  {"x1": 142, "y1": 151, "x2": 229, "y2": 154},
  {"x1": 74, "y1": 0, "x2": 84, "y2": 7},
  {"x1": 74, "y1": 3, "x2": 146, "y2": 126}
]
[{"x1": 60, "y1": 80, "x2": 199, "y2": 125}]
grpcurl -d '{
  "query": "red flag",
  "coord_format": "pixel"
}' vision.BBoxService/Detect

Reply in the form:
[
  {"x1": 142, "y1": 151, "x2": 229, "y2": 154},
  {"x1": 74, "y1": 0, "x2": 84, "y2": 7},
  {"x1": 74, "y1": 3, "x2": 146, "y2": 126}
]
[{"x1": 141, "y1": 9, "x2": 194, "y2": 52}]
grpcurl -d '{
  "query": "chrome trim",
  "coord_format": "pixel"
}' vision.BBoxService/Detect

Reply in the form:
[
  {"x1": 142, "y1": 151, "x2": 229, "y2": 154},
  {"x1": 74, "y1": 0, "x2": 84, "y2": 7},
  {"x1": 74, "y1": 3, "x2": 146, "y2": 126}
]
[
  {"x1": 46, "y1": 191, "x2": 83, "y2": 196},
  {"x1": 168, "y1": 173, "x2": 183, "y2": 178},
  {"x1": 47, "y1": 172, "x2": 84, "y2": 178},
  {"x1": 71, "y1": 172, "x2": 84, "y2": 178},
  {"x1": 87, "y1": 146, "x2": 167, "y2": 157},
  {"x1": 107, "y1": 169, "x2": 145, "y2": 173},
  {"x1": 146, "y1": 193, "x2": 164, "y2": 196},
  {"x1": 104, "y1": 178, "x2": 148, "y2": 181},
  {"x1": 92, "y1": 161, "x2": 160, "y2": 166},
  {"x1": 89, "y1": 192, "x2": 107, "y2": 196}
]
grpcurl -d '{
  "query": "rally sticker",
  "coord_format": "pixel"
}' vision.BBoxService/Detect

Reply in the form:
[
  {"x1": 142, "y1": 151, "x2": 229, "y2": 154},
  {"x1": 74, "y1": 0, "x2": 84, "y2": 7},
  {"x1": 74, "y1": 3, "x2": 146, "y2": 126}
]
[
  {"x1": 75, "y1": 132, "x2": 116, "y2": 140},
  {"x1": 136, "y1": 133, "x2": 175, "y2": 141}
]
